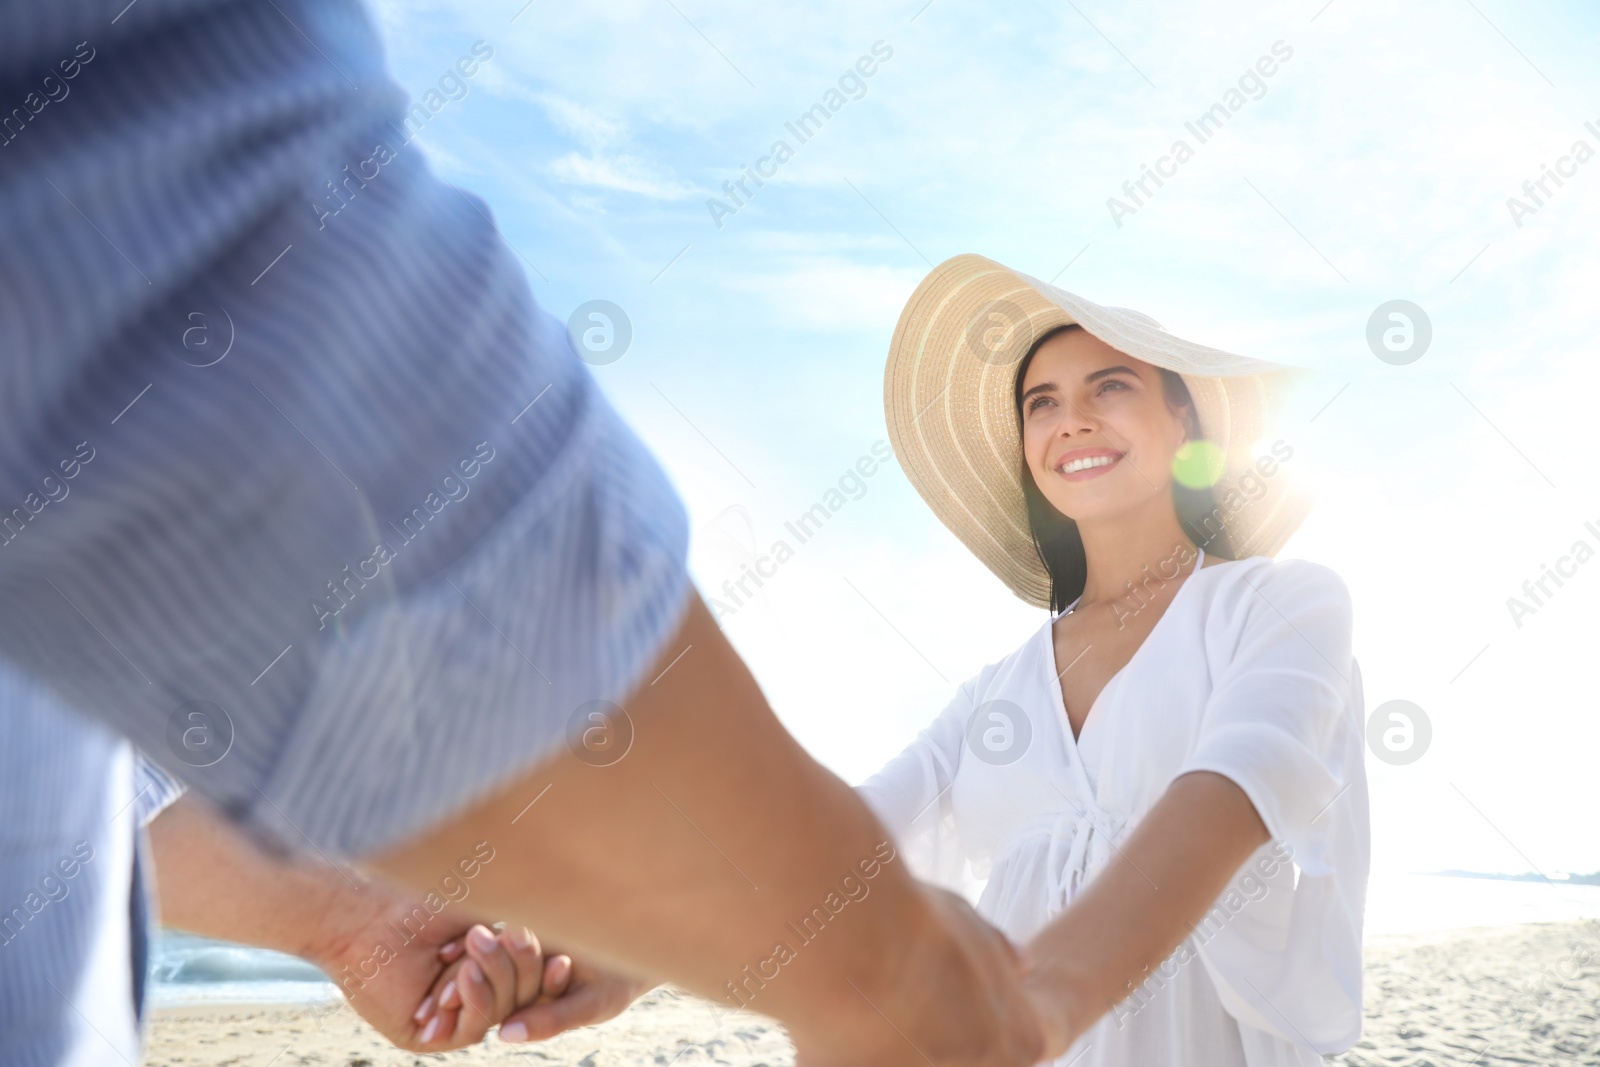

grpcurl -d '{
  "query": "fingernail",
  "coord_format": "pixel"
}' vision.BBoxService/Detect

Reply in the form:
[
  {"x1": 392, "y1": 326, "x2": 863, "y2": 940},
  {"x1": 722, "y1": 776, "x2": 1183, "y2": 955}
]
[
  {"x1": 412, "y1": 994, "x2": 433, "y2": 1023},
  {"x1": 468, "y1": 925, "x2": 497, "y2": 954},
  {"x1": 500, "y1": 1021, "x2": 528, "y2": 1044},
  {"x1": 465, "y1": 959, "x2": 484, "y2": 986},
  {"x1": 420, "y1": 1015, "x2": 441, "y2": 1044},
  {"x1": 512, "y1": 926, "x2": 537, "y2": 950},
  {"x1": 439, "y1": 981, "x2": 458, "y2": 1009}
]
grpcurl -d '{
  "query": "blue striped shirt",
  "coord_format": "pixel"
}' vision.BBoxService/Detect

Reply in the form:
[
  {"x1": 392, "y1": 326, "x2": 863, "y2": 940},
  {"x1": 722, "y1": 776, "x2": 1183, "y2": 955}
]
[
  {"x1": 0, "y1": 0, "x2": 692, "y2": 857},
  {"x1": 0, "y1": 679, "x2": 143, "y2": 1067},
  {"x1": 1, "y1": 2, "x2": 693, "y2": 1056},
  {"x1": 1, "y1": 684, "x2": 184, "y2": 1067}
]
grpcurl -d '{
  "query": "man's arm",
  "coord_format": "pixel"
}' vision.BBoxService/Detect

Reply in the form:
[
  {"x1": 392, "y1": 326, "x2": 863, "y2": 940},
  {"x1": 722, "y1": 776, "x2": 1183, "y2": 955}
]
[
  {"x1": 1, "y1": 6, "x2": 1040, "y2": 1061},
  {"x1": 366, "y1": 590, "x2": 1045, "y2": 1067},
  {"x1": 147, "y1": 793, "x2": 546, "y2": 1050},
  {"x1": 1018, "y1": 770, "x2": 1271, "y2": 1056}
]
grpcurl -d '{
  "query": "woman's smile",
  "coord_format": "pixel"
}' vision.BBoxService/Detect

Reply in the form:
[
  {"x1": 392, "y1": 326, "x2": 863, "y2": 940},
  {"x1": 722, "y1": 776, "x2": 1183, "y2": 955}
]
[
  {"x1": 1053, "y1": 447, "x2": 1125, "y2": 481},
  {"x1": 1019, "y1": 328, "x2": 1195, "y2": 524}
]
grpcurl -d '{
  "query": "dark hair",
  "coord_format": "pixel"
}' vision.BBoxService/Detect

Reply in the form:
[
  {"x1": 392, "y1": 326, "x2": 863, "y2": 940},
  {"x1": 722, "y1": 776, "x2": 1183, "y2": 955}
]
[{"x1": 1012, "y1": 324, "x2": 1236, "y2": 613}]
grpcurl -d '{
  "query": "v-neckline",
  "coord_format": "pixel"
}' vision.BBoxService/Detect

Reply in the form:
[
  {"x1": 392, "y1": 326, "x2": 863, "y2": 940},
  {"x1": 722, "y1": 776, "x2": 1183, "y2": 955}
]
[{"x1": 1043, "y1": 551, "x2": 1212, "y2": 750}]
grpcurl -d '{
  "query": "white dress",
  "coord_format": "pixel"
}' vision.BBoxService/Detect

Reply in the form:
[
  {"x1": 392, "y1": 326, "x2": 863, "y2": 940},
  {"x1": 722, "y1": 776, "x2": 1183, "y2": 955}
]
[{"x1": 857, "y1": 553, "x2": 1369, "y2": 1067}]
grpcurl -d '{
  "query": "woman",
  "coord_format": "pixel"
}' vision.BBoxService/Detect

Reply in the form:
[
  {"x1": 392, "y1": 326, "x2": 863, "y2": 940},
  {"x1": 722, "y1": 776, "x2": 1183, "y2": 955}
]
[{"x1": 859, "y1": 255, "x2": 1369, "y2": 1066}]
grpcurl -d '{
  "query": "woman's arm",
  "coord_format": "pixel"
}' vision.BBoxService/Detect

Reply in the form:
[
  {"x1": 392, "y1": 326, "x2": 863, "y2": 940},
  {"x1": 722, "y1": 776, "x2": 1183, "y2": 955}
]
[
  {"x1": 1021, "y1": 770, "x2": 1269, "y2": 1056},
  {"x1": 1028, "y1": 561, "x2": 1362, "y2": 1058}
]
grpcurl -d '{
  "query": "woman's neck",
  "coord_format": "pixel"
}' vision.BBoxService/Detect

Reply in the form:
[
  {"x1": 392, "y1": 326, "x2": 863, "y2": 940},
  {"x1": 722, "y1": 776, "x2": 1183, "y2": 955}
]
[{"x1": 1075, "y1": 496, "x2": 1201, "y2": 611}]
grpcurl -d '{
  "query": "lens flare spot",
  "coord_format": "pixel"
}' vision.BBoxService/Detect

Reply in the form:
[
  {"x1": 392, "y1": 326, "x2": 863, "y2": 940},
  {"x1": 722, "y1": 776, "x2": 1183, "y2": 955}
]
[{"x1": 1173, "y1": 439, "x2": 1226, "y2": 489}]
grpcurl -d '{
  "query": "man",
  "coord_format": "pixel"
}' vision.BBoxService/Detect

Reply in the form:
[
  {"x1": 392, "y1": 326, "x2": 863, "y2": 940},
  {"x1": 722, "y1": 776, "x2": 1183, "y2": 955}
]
[{"x1": 0, "y1": 4, "x2": 1042, "y2": 1064}]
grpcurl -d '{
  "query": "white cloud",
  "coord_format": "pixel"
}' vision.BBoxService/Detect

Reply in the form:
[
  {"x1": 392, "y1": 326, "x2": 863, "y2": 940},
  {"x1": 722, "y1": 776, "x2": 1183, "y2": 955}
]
[
  {"x1": 546, "y1": 151, "x2": 698, "y2": 199},
  {"x1": 466, "y1": 67, "x2": 698, "y2": 200},
  {"x1": 717, "y1": 254, "x2": 920, "y2": 333}
]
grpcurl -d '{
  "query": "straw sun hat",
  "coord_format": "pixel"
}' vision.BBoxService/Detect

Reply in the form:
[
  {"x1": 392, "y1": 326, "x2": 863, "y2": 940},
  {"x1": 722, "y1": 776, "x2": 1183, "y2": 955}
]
[{"x1": 883, "y1": 253, "x2": 1315, "y2": 610}]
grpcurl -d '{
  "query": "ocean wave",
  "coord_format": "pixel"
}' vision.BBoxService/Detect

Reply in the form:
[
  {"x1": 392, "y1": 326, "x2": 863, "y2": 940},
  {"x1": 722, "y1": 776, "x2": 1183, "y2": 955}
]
[{"x1": 153, "y1": 932, "x2": 329, "y2": 987}]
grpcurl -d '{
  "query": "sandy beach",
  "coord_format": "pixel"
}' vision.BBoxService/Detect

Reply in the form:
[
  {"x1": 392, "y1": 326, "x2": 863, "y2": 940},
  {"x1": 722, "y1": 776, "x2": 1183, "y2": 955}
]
[{"x1": 146, "y1": 920, "x2": 1600, "y2": 1067}]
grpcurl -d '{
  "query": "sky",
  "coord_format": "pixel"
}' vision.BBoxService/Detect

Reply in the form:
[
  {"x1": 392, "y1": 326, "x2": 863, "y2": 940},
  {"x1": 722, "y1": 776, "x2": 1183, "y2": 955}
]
[{"x1": 363, "y1": 0, "x2": 1600, "y2": 882}]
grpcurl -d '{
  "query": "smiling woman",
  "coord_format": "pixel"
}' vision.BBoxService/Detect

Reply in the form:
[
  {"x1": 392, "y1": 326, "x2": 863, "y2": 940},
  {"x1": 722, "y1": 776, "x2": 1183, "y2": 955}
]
[
  {"x1": 863, "y1": 253, "x2": 1366, "y2": 1067},
  {"x1": 1013, "y1": 323, "x2": 1240, "y2": 613}
]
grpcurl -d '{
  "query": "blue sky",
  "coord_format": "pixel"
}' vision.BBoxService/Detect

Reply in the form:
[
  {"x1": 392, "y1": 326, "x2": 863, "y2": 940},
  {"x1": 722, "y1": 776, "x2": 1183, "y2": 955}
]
[{"x1": 366, "y1": 0, "x2": 1600, "y2": 882}]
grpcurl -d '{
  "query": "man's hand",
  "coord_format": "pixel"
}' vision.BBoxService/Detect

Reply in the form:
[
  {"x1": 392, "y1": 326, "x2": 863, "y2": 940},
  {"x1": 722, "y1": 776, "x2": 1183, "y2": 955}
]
[{"x1": 145, "y1": 794, "x2": 557, "y2": 1051}]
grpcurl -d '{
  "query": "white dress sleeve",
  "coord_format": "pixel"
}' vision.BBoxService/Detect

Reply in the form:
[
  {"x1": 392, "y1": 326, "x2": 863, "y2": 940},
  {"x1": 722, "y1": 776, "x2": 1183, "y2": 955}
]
[
  {"x1": 1175, "y1": 559, "x2": 1369, "y2": 1057},
  {"x1": 855, "y1": 675, "x2": 985, "y2": 902}
]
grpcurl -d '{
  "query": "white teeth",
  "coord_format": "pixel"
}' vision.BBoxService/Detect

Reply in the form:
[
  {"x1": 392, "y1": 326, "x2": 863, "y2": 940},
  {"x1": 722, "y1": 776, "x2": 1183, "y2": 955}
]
[{"x1": 1060, "y1": 454, "x2": 1118, "y2": 474}]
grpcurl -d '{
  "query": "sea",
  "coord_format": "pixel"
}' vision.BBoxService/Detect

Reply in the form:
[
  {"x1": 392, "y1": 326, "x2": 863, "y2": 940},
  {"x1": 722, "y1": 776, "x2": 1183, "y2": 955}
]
[{"x1": 150, "y1": 871, "x2": 1600, "y2": 1007}]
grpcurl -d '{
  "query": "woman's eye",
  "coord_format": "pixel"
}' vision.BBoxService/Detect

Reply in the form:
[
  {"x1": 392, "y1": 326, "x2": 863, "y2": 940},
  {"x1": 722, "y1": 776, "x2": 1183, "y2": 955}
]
[
  {"x1": 1027, "y1": 395, "x2": 1054, "y2": 413},
  {"x1": 1097, "y1": 378, "x2": 1131, "y2": 394}
]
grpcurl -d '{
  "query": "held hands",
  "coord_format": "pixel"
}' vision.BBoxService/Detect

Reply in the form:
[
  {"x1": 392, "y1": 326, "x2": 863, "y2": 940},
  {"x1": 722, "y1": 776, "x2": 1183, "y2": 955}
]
[
  {"x1": 412, "y1": 924, "x2": 558, "y2": 1047},
  {"x1": 424, "y1": 927, "x2": 653, "y2": 1046},
  {"x1": 432, "y1": 906, "x2": 1045, "y2": 1064},
  {"x1": 309, "y1": 883, "x2": 1059, "y2": 1063},
  {"x1": 305, "y1": 893, "x2": 648, "y2": 1052}
]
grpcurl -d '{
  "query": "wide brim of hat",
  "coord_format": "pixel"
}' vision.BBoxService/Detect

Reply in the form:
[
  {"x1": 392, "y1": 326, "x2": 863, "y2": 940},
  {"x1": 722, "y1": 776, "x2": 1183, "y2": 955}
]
[{"x1": 884, "y1": 253, "x2": 1316, "y2": 610}]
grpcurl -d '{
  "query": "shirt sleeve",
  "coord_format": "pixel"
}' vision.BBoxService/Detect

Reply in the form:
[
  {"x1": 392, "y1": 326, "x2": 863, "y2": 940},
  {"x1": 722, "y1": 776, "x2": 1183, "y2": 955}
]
[
  {"x1": 0, "y1": 3, "x2": 692, "y2": 859},
  {"x1": 1173, "y1": 559, "x2": 1370, "y2": 1055},
  {"x1": 133, "y1": 752, "x2": 187, "y2": 828},
  {"x1": 856, "y1": 675, "x2": 984, "y2": 901}
]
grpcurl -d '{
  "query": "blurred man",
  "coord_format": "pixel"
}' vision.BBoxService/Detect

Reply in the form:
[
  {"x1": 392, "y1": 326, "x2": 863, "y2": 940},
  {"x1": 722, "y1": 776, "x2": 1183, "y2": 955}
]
[{"x1": 0, "y1": 4, "x2": 1041, "y2": 1065}]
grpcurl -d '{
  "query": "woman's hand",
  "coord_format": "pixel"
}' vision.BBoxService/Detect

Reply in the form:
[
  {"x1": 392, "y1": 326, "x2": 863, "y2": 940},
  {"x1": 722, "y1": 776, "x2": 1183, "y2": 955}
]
[
  {"x1": 425, "y1": 926, "x2": 653, "y2": 1045},
  {"x1": 307, "y1": 900, "x2": 542, "y2": 1052},
  {"x1": 409, "y1": 921, "x2": 547, "y2": 1047}
]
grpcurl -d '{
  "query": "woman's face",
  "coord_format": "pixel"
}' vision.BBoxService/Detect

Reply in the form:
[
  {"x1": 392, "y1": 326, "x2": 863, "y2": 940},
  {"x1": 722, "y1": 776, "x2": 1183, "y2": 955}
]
[{"x1": 1018, "y1": 328, "x2": 1192, "y2": 525}]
